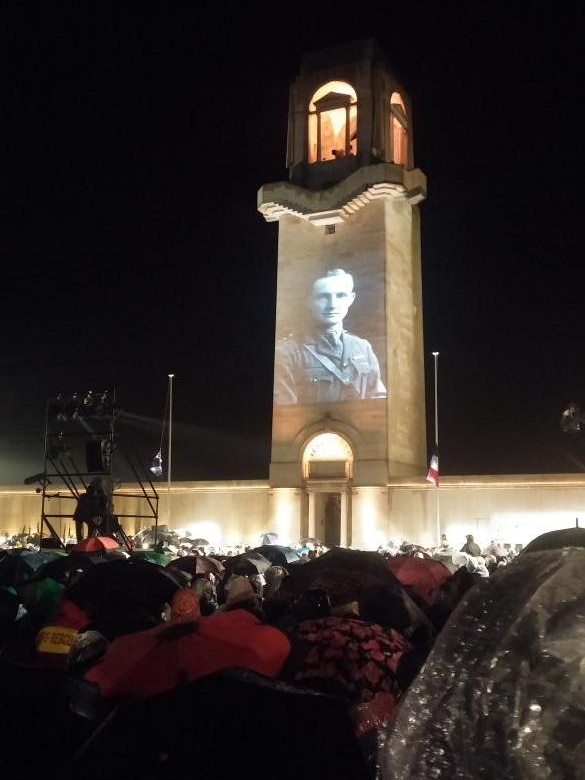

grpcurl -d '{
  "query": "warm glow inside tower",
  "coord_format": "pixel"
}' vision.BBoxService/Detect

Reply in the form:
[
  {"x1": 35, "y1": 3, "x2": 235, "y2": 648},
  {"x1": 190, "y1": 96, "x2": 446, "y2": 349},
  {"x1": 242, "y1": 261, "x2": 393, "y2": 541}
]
[{"x1": 258, "y1": 39, "x2": 427, "y2": 549}]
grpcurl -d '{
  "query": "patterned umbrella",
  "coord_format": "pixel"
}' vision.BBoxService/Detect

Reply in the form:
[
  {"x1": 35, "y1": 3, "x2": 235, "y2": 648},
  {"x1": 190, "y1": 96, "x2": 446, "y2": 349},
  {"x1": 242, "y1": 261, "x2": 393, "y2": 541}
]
[{"x1": 291, "y1": 615, "x2": 409, "y2": 734}]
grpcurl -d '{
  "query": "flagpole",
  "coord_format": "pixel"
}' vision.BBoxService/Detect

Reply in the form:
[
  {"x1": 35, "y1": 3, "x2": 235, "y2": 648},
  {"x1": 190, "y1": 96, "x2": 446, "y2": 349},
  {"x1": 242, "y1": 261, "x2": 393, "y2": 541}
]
[
  {"x1": 432, "y1": 351, "x2": 440, "y2": 546},
  {"x1": 167, "y1": 373, "x2": 175, "y2": 527}
]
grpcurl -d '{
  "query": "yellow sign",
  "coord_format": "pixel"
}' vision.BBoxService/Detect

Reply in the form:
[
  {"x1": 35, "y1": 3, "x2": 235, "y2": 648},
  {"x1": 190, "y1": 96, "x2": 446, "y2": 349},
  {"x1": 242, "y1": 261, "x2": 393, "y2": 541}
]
[{"x1": 35, "y1": 626, "x2": 78, "y2": 655}]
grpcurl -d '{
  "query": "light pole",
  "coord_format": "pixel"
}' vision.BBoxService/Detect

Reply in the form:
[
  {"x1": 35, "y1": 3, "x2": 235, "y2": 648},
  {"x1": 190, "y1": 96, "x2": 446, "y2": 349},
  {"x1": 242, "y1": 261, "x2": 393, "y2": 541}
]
[
  {"x1": 432, "y1": 351, "x2": 440, "y2": 546},
  {"x1": 167, "y1": 373, "x2": 175, "y2": 526}
]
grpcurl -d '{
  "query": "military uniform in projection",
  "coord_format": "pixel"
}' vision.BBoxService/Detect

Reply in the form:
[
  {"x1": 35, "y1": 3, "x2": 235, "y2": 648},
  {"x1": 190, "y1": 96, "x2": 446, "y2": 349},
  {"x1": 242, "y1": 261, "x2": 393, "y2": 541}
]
[{"x1": 274, "y1": 329, "x2": 387, "y2": 405}]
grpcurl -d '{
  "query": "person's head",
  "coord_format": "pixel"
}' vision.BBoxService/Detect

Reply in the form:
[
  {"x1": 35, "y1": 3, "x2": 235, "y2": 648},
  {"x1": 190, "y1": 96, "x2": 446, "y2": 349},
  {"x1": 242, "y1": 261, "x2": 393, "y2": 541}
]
[{"x1": 311, "y1": 269, "x2": 355, "y2": 329}]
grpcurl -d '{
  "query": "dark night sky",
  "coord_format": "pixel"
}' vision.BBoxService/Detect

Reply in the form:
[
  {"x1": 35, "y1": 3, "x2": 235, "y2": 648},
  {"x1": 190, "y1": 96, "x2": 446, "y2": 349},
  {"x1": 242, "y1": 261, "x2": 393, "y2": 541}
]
[{"x1": 2, "y1": 4, "x2": 585, "y2": 484}]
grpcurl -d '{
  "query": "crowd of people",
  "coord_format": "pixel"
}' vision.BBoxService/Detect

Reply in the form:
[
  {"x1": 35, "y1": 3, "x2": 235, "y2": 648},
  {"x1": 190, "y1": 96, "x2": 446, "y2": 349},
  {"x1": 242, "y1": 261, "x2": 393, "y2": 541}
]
[{"x1": 1, "y1": 525, "x2": 582, "y2": 778}]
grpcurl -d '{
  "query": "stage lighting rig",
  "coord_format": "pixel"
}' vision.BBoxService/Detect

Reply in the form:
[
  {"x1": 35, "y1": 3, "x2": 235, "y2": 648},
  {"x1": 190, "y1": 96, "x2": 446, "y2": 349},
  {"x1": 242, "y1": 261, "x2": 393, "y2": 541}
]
[{"x1": 48, "y1": 390, "x2": 115, "y2": 421}]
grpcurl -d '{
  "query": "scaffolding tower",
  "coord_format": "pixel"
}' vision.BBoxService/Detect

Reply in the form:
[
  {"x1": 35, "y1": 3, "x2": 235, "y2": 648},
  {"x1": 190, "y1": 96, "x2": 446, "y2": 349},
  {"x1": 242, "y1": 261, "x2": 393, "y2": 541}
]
[{"x1": 36, "y1": 390, "x2": 160, "y2": 550}]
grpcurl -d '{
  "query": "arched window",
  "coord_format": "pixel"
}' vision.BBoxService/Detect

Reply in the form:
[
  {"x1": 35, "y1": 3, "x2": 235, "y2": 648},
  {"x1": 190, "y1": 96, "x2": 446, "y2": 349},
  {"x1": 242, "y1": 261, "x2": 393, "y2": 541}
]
[
  {"x1": 308, "y1": 81, "x2": 357, "y2": 163},
  {"x1": 390, "y1": 92, "x2": 408, "y2": 166},
  {"x1": 302, "y1": 432, "x2": 353, "y2": 479}
]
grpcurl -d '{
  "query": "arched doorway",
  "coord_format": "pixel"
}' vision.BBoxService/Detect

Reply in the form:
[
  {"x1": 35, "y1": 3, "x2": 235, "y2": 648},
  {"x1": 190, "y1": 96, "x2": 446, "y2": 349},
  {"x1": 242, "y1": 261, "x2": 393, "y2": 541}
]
[{"x1": 302, "y1": 432, "x2": 353, "y2": 547}]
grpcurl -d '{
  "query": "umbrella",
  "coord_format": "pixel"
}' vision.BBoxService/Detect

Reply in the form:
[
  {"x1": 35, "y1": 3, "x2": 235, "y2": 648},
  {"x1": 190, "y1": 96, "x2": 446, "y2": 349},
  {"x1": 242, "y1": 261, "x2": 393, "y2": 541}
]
[
  {"x1": 223, "y1": 550, "x2": 273, "y2": 576},
  {"x1": 0, "y1": 548, "x2": 67, "y2": 587},
  {"x1": 68, "y1": 669, "x2": 369, "y2": 780},
  {"x1": 285, "y1": 547, "x2": 407, "y2": 605},
  {"x1": 260, "y1": 532, "x2": 279, "y2": 545},
  {"x1": 84, "y1": 608, "x2": 292, "y2": 700},
  {"x1": 17, "y1": 575, "x2": 65, "y2": 621},
  {"x1": 35, "y1": 550, "x2": 128, "y2": 586},
  {"x1": 387, "y1": 557, "x2": 452, "y2": 606},
  {"x1": 191, "y1": 538, "x2": 210, "y2": 547},
  {"x1": 377, "y1": 547, "x2": 585, "y2": 779},
  {"x1": 63, "y1": 557, "x2": 186, "y2": 639},
  {"x1": 300, "y1": 537, "x2": 321, "y2": 547},
  {"x1": 130, "y1": 550, "x2": 170, "y2": 566},
  {"x1": 73, "y1": 536, "x2": 122, "y2": 553},
  {"x1": 167, "y1": 555, "x2": 224, "y2": 577},
  {"x1": 291, "y1": 615, "x2": 408, "y2": 733},
  {"x1": 252, "y1": 545, "x2": 301, "y2": 567},
  {"x1": 520, "y1": 526, "x2": 585, "y2": 555},
  {"x1": 283, "y1": 547, "x2": 433, "y2": 636}
]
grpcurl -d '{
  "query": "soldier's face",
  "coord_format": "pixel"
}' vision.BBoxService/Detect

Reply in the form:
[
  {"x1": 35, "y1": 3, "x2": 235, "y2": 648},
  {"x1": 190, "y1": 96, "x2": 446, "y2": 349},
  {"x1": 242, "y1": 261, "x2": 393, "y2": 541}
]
[{"x1": 312, "y1": 275, "x2": 356, "y2": 327}]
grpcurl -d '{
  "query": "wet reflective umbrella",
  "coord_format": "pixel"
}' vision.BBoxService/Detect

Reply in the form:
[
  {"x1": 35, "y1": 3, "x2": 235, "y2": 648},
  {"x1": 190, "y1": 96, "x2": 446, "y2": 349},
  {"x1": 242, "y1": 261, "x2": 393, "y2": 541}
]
[{"x1": 378, "y1": 547, "x2": 585, "y2": 779}]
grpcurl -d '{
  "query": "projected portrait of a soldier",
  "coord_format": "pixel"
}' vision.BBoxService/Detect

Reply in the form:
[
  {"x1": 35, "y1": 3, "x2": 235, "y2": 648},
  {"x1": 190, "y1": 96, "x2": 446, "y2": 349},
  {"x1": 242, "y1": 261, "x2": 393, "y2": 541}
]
[{"x1": 274, "y1": 268, "x2": 386, "y2": 405}]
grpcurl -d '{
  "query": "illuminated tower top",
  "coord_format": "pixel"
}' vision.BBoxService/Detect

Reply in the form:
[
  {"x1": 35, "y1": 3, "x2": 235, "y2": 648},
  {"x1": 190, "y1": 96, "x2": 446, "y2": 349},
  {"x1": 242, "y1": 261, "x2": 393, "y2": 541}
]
[{"x1": 259, "y1": 38, "x2": 426, "y2": 226}]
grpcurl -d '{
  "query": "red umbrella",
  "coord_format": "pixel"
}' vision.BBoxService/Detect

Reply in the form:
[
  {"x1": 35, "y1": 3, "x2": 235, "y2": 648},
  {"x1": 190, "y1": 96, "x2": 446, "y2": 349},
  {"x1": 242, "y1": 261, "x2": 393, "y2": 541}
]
[
  {"x1": 387, "y1": 557, "x2": 452, "y2": 606},
  {"x1": 85, "y1": 608, "x2": 291, "y2": 701},
  {"x1": 73, "y1": 536, "x2": 121, "y2": 553},
  {"x1": 167, "y1": 555, "x2": 224, "y2": 577}
]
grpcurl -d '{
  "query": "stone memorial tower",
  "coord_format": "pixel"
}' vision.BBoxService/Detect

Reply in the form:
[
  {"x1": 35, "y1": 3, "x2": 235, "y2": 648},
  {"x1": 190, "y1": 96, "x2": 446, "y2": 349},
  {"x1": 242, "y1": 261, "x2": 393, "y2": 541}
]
[{"x1": 258, "y1": 39, "x2": 427, "y2": 548}]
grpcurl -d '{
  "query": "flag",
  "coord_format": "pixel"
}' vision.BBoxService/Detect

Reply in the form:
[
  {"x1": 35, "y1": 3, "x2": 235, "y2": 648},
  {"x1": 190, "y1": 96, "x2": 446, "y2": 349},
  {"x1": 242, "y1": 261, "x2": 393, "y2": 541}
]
[{"x1": 426, "y1": 451, "x2": 439, "y2": 486}]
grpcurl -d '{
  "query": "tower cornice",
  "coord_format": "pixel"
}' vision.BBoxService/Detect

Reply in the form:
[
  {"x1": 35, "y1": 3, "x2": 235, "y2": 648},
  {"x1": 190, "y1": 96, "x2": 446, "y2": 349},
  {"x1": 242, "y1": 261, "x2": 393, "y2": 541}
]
[{"x1": 258, "y1": 163, "x2": 426, "y2": 226}]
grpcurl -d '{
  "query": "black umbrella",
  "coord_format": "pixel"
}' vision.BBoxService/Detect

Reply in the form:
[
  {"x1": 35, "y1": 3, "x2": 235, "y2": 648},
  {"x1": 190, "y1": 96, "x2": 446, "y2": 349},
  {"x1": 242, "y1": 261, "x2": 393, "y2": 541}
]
[
  {"x1": 252, "y1": 545, "x2": 300, "y2": 567},
  {"x1": 0, "y1": 549, "x2": 68, "y2": 587},
  {"x1": 35, "y1": 550, "x2": 128, "y2": 587},
  {"x1": 223, "y1": 550, "x2": 273, "y2": 576},
  {"x1": 167, "y1": 555, "x2": 225, "y2": 577},
  {"x1": 283, "y1": 547, "x2": 432, "y2": 635},
  {"x1": 521, "y1": 526, "x2": 585, "y2": 555},
  {"x1": 285, "y1": 547, "x2": 404, "y2": 603},
  {"x1": 67, "y1": 669, "x2": 369, "y2": 779},
  {"x1": 63, "y1": 557, "x2": 186, "y2": 639}
]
